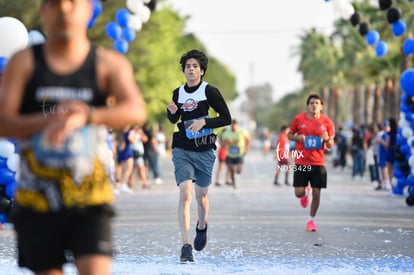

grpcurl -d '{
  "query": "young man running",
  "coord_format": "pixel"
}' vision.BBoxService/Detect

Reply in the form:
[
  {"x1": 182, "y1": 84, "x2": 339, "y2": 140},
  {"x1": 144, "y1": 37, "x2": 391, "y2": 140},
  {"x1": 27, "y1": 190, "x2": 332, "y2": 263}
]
[
  {"x1": 167, "y1": 49, "x2": 231, "y2": 262},
  {"x1": 287, "y1": 94, "x2": 335, "y2": 232}
]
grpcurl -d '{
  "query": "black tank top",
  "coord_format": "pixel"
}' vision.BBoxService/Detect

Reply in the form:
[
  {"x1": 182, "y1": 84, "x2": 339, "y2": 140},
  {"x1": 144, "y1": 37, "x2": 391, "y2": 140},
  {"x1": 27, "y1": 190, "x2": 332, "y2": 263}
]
[{"x1": 20, "y1": 44, "x2": 106, "y2": 115}]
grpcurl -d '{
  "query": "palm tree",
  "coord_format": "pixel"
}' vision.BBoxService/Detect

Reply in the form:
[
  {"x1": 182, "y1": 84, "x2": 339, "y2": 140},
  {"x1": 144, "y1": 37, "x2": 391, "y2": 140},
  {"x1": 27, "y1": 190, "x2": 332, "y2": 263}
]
[{"x1": 295, "y1": 28, "x2": 344, "y2": 125}]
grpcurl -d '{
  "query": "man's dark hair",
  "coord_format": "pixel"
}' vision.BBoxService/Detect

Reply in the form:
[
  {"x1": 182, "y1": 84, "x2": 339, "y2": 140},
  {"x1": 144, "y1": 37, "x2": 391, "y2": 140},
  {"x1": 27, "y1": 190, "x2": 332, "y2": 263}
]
[
  {"x1": 179, "y1": 49, "x2": 208, "y2": 76},
  {"x1": 306, "y1": 94, "x2": 323, "y2": 105}
]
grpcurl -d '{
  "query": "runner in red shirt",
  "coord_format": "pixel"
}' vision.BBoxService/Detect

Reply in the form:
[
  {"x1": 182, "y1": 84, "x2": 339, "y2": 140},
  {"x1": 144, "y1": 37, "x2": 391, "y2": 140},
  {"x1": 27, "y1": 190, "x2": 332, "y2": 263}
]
[
  {"x1": 274, "y1": 125, "x2": 291, "y2": 186},
  {"x1": 287, "y1": 94, "x2": 335, "y2": 232}
]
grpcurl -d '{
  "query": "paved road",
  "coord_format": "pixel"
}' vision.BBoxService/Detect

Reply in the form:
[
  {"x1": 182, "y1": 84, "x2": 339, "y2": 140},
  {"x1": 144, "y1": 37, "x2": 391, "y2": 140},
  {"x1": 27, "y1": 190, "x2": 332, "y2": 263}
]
[
  {"x1": 112, "y1": 149, "x2": 414, "y2": 259},
  {"x1": 0, "y1": 148, "x2": 413, "y2": 274}
]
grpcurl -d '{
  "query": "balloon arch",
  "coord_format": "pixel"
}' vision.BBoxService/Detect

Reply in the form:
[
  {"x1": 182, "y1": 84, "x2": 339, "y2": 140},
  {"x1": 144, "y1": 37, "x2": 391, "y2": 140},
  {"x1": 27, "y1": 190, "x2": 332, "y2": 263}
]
[{"x1": 327, "y1": 0, "x2": 414, "y2": 206}]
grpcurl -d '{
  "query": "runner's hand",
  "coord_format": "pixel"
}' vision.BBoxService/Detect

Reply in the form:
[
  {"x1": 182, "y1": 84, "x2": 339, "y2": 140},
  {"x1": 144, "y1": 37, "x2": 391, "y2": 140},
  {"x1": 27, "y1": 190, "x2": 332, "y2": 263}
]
[
  {"x1": 167, "y1": 101, "x2": 178, "y2": 114},
  {"x1": 43, "y1": 101, "x2": 89, "y2": 145}
]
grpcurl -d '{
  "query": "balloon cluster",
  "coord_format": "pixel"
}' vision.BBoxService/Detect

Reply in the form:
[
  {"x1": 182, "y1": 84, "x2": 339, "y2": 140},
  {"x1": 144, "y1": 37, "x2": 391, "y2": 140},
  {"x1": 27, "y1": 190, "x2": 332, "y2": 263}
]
[
  {"x1": 0, "y1": 138, "x2": 19, "y2": 225},
  {"x1": 397, "y1": 68, "x2": 414, "y2": 205},
  {"x1": 393, "y1": 0, "x2": 414, "y2": 206},
  {"x1": 379, "y1": 0, "x2": 406, "y2": 37},
  {"x1": 105, "y1": 0, "x2": 155, "y2": 54},
  {"x1": 325, "y1": 1, "x2": 414, "y2": 205},
  {"x1": 354, "y1": 10, "x2": 386, "y2": 57},
  {"x1": 329, "y1": 0, "x2": 355, "y2": 20},
  {"x1": 326, "y1": 0, "x2": 390, "y2": 57}
]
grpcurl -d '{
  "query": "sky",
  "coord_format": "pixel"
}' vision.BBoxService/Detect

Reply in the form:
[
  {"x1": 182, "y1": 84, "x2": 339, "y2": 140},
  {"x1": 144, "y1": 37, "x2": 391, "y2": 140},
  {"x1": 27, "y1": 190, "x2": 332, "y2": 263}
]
[{"x1": 167, "y1": 0, "x2": 341, "y2": 102}]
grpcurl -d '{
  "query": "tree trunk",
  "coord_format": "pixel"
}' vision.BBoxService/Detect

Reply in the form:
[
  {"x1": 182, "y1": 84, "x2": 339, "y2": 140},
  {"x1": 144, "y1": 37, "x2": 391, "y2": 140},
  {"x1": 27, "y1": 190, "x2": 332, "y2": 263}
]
[
  {"x1": 353, "y1": 87, "x2": 361, "y2": 126},
  {"x1": 363, "y1": 85, "x2": 372, "y2": 125},
  {"x1": 373, "y1": 83, "x2": 382, "y2": 124},
  {"x1": 331, "y1": 86, "x2": 339, "y2": 125},
  {"x1": 387, "y1": 77, "x2": 399, "y2": 120},
  {"x1": 383, "y1": 77, "x2": 391, "y2": 120},
  {"x1": 320, "y1": 87, "x2": 327, "y2": 108}
]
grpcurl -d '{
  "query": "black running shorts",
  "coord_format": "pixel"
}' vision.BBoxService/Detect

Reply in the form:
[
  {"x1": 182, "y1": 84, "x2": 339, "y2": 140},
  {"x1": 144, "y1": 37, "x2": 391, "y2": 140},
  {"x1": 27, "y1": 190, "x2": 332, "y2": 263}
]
[
  {"x1": 293, "y1": 165, "x2": 327, "y2": 188},
  {"x1": 10, "y1": 205, "x2": 115, "y2": 272}
]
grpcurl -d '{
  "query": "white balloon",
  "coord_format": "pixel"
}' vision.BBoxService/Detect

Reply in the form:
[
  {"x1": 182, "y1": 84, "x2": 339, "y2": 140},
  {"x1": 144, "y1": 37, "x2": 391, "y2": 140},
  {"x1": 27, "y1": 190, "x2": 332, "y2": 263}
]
[
  {"x1": 6, "y1": 153, "x2": 19, "y2": 172},
  {"x1": 331, "y1": 0, "x2": 345, "y2": 12},
  {"x1": 399, "y1": 117, "x2": 408, "y2": 128},
  {"x1": 128, "y1": 14, "x2": 143, "y2": 31},
  {"x1": 403, "y1": 185, "x2": 410, "y2": 196},
  {"x1": 138, "y1": 5, "x2": 151, "y2": 23},
  {"x1": 409, "y1": 155, "x2": 414, "y2": 167},
  {"x1": 402, "y1": 127, "x2": 413, "y2": 138},
  {"x1": 0, "y1": 17, "x2": 29, "y2": 58},
  {"x1": 126, "y1": 0, "x2": 144, "y2": 14},
  {"x1": 340, "y1": 4, "x2": 355, "y2": 20},
  {"x1": 0, "y1": 138, "x2": 15, "y2": 158},
  {"x1": 407, "y1": 136, "x2": 414, "y2": 148},
  {"x1": 28, "y1": 29, "x2": 46, "y2": 46}
]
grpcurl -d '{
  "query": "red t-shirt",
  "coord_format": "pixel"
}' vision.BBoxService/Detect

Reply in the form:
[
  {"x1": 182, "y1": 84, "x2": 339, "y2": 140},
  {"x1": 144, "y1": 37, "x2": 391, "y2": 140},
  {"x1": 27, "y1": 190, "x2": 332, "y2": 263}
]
[
  {"x1": 289, "y1": 113, "x2": 335, "y2": 166},
  {"x1": 275, "y1": 132, "x2": 290, "y2": 161}
]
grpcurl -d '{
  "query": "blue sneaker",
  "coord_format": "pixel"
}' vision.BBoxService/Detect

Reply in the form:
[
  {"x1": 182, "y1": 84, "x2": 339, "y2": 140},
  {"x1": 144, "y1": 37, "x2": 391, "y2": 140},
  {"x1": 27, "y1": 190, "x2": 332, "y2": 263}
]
[
  {"x1": 193, "y1": 221, "x2": 208, "y2": 251},
  {"x1": 180, "y1": 244, "x2": 194, "y2": 262}
]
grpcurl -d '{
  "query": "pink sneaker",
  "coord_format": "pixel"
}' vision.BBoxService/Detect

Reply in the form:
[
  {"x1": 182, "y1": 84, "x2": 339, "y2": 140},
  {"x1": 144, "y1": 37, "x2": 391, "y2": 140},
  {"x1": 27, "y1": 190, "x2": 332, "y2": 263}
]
[
  {"x1": 306, "y1": 220, "x2": 318, "y2": 232},
  {"x1": 300, "y1": 186, "x2": 310, "y2": 208}
]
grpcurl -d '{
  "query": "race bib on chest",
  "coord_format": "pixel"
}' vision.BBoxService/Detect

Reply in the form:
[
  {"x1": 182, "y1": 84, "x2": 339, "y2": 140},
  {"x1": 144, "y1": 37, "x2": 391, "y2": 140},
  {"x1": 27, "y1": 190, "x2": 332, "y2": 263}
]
[{"x1": 304, "y1": 136, "x2": 323, "y2": 150}]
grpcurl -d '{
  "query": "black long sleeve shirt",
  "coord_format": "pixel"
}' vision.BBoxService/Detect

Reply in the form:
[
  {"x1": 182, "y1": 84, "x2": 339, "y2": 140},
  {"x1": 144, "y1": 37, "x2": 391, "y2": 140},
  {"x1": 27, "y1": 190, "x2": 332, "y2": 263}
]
[{"x1": 167, "y1": 81, "x2": 232, "y2": 152}]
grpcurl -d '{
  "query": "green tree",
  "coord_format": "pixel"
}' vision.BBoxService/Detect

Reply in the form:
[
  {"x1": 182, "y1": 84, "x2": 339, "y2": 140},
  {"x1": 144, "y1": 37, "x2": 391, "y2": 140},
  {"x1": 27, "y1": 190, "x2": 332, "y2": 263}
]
[{"x1": 0, "y1": 0, "x2": 237, "y2": 131}]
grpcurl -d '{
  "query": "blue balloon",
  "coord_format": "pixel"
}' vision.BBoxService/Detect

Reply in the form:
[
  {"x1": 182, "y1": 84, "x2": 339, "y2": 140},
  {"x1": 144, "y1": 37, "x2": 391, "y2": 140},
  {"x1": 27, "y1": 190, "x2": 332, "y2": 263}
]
[
  {"x1": 105, "y1": 22, "x2": 122, "y2": 40},
  {"x1": 397, "y1": 135, "x2": 406, "y2": 146},
  {"x1": 400, "y1": 69, "x2": 414, "y2": 96},
  {"x1": 92, "y1": 0, "x2": 103, "y2": 19},
  {"x1": 115, "y1": 8, "x2": 131, "y2": 28},
  {"x1": 401, "y1": 103, "x2": 411, "y2": 113},
  {"x1": 5, "y1": 181, "x2": 16, "y2": 199},
  {"x1": 375, "y1": 41, "x2": 388, "y2": 57},
  {"x1": 366, "y1": 30, "x2": 380, "y2": 46},
  {"x1": 392, "y1": 20, "x2": 406, "y2": 37},
  {"x1": 0, "y1": 168, "x2": 14, "y2": 185},
  {"x1": 394, "y1": 167, "x2": 404, "y2": 179},
  {"x1": 405, "y1": 111, "x2": 414, "y2": 122},
  {"x1": 0, "y1": 213, "x2": 7, "y2": 223},
  {"x1": 122, "y1": 28, "x2": 136, "y2": 43},
  {"x1": 114, "y1": 39, "x2": 128, "y2": 54},
  {"x1": 393, "y1": 185, "x2": 404, "y2": 195},
  {"x1": 397, "y1": 176, "x2": 407, "y2": 187},
  {"x1": 402, "y1": 38, "x2": 414, "y2": 55},
  {"x1": 87, "y1": 0, "x2": 102, "y2": 29},
  {"x1": 401, "y1": 144, "x2": 411, "y2": 155},
  {"x1": 0, "y1": 157, "x2": 6, "y2": 168},
  {"x1": 0, "y1": 56, "x2": 8, "y2": 74},
  {"x1": 87, "y1": 18, "x2": 96, "y2": 29},
  {"x1": 407, "y1": 175, "x2": 414, "y2": 186}
]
